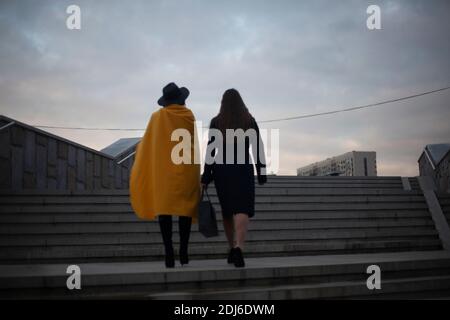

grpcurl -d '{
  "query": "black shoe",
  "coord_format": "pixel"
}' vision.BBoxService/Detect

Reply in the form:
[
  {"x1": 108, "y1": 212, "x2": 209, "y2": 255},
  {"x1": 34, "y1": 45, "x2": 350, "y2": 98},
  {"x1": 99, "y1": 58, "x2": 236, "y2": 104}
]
[
  {"x1": 165, "y1": 255, "x2": 175, "y2": 268},
  {"x1": 233, "y1": 247, "x2": 245, "y2": 268},
  {"x1": 180, "y1": 250, "x2": 189, "y2": 266},
  {"x1": 227, "y1": 248, "x2": 236, "y2": 264},
  {"x1": 164, "y1": 247, "x2": 175, "y2": 268}
]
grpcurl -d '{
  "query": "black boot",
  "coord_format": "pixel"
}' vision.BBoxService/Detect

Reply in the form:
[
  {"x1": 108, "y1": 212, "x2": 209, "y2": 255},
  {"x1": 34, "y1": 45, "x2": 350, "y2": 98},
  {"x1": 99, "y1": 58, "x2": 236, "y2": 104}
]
[
  {"x1": 179, "y1": 216, "x2": 192, "y2": 265},
  {"x1": 233, "y1": 247, "x2": 245, "y2": 268},
  {"x1": 158, "y1": 215, "x2": 175, "y2": 268}
]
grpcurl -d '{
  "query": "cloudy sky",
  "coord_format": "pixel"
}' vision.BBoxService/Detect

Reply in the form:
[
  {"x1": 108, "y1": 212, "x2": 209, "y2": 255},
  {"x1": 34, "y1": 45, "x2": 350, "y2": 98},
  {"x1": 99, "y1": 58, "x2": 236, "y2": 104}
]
[{"x1": 1, "y1": 0, "x2": 449, "y2": 176}]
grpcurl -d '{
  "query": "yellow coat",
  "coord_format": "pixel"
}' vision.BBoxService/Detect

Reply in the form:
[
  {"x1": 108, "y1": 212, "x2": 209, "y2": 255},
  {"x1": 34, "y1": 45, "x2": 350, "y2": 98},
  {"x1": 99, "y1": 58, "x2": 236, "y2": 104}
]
[{"x1": 129, "y1": 104, "x2": 200, "y2": 222}]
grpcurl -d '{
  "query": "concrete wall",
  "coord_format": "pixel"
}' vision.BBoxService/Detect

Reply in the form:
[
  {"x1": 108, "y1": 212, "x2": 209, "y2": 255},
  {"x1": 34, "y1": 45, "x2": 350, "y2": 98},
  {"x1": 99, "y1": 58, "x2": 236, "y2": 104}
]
[
  {"x1": 0, "y1": 117, "x2": 135, "y2": 192},
  {"x1": 420, "y1": 151, "x2": 450, "y2": 193},
  {"x1": 437, "y1": 152, "x2": 450, "y2": 193}
]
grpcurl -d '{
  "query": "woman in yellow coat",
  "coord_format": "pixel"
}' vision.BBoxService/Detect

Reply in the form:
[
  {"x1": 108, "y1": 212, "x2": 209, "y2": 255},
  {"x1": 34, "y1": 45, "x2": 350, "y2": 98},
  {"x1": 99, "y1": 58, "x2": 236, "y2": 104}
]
[{"x1": 130, "y1": 82, "x2": 200, "y2": 268}]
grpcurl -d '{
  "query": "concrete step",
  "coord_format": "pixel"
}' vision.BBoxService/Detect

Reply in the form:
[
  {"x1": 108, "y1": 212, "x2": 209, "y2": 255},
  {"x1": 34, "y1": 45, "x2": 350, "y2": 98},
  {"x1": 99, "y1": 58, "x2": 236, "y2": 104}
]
[
  {"x1": 149, "y1": 276, "x2": 450, "y2": 300},
  {"x1": 1, "y1": 251, "x2": 449, "y2": 299},
  {"x1": 208, "y1": 183, "x2": 402, "y2": 189},
  {"x1": 0, "y1": 194, "x2": 426, "y2": 205},
  {"x1": 0, "y1": 224, "x2": 438, "y2": 246},
  {"x1": 0, "y1": 202, "x2": 429, "y2": 214},
  {"x1": 0, "y1": 224, "x2": 438, "y2": 240},
  {"x1": 0, "y1": 239, "x2": 441, "y2": 264},
  {"x1": 0, "y1": 189, "x2": 422, "y2": 201},
  {"x1": 267, "y1": 176, "x2": 402, "y2": 179},
  {"x1": 0, "y1": 210, "x2": 432, "y2": 224},
  {"x1": 0, "y1": 218, "x2": 435, "y2": 236},
  {"x1": 0, "y1": 175, "x2": 408, "y2": 197},
  {"x1": 409, "y1": 178, "x2": 421, "y2": 192},
  {"x1": 0, "y1": 180, "x2": 407, "y2": 194}
]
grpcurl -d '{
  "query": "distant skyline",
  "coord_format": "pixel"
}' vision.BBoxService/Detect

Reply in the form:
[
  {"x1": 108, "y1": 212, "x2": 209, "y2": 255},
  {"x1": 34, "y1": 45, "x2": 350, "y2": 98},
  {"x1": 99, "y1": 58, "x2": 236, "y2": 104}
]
[{"x1": 1, "y1": 0, "x2": 449, "y2": 175}]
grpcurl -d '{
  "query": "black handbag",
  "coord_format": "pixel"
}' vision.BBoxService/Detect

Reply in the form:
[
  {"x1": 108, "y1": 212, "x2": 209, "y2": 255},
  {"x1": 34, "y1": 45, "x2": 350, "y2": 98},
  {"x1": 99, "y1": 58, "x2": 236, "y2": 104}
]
[{"x1": 198, "y1": 187, "x2": 218, "y2": 238}]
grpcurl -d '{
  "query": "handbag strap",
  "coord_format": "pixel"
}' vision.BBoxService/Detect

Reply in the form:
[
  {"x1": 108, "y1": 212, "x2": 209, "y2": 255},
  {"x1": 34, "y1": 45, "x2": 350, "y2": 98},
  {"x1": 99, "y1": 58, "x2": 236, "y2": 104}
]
[{"x1": 201, "y1": 186, "x2": 211, "y2": 201}]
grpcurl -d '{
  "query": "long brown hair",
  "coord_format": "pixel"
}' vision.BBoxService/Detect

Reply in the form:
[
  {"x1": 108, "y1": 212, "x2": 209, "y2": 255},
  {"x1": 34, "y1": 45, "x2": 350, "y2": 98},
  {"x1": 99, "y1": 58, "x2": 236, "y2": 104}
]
[{"x1": 214, "y1": 89, "x2": 253, "y2": 134}]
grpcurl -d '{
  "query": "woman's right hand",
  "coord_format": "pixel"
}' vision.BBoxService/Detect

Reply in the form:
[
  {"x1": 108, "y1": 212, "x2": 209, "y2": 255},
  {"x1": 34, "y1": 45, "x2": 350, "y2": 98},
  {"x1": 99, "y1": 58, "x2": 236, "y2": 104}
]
[{"x1": 257, "y1": 175, "x2": 267, "y2": 185}]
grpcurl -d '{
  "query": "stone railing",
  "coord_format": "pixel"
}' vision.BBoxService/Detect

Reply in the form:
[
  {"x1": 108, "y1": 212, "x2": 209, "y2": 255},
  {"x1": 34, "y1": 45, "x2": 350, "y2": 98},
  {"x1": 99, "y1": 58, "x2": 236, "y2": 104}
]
[{"x1": 419, "y1": 148, "x2": 450, "y2": 194}]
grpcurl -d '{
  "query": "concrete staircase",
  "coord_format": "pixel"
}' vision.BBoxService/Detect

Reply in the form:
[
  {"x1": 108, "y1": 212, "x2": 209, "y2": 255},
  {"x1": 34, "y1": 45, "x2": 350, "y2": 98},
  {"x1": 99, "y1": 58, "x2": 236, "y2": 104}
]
[
  {"x1": 0, "y1": 176, "x2": 449, "y2": 299},
  {"x1": 0, "y1": 176, "x2": 441, "y2": 264}
]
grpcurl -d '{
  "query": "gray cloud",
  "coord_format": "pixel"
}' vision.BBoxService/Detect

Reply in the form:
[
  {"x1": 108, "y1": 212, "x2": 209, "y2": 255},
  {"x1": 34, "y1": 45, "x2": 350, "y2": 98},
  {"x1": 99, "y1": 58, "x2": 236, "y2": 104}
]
[{"x1": 1, "y1": 0, "x2": 449, "y2": 176}]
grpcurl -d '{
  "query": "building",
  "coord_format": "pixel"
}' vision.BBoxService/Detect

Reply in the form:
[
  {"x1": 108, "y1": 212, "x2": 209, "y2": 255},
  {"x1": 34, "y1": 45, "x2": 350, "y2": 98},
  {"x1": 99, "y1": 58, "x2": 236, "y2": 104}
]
[
  {"x1": 297, "y1": 151, "x2": 377, "y2": 177},
  {"x1": 101, "y1": 137, "x2": 141, "y2": 164},
  {"x1": 418, "y1": 143, "x2": 450, "y2": 193},
  {"x1": 0, "y1": 115, "x2": 140, "y2": 192}
]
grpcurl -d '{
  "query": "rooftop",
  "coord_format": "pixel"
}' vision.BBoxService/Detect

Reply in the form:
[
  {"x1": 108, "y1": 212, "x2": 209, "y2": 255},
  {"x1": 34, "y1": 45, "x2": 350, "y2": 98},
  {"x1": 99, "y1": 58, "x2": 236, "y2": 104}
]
[
  {"x1": 424, "y1": 143, "x2": 450, "y2": 166},
  {"x1": 101, "y1": 137, "x2": 141, "y2": 158}
]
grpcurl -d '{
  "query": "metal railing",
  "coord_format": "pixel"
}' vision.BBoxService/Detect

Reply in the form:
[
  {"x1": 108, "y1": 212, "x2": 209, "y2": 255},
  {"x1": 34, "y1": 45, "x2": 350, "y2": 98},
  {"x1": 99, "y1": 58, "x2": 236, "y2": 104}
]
[
  {"x1": 0, "y1": 121, "x2": 15, "y2": 131},
  {"x1": 117, "y1": 151, "x2": 136, "y2": 165}
]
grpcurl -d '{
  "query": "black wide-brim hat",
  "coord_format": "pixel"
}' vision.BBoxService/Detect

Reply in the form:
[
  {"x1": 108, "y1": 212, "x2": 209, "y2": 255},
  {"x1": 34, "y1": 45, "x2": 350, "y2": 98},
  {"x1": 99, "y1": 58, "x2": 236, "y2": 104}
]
[{"x1": 158, "y1": 82, "x2": 190, "y2": 106}]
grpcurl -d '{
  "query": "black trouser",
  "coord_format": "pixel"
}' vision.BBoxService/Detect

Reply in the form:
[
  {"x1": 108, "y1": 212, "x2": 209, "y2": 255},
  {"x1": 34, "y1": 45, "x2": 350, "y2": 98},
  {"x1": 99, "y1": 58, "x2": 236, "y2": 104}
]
[{"x1": 158, "y1": 215, "x2": 192, "y2": 257}]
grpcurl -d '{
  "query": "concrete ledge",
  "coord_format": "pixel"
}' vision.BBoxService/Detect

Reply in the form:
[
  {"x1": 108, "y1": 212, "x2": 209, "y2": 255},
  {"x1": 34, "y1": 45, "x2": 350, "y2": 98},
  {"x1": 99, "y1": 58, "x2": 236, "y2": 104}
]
[{"x1": 418, "y1": 176, "x2": 450, "y2": 251}]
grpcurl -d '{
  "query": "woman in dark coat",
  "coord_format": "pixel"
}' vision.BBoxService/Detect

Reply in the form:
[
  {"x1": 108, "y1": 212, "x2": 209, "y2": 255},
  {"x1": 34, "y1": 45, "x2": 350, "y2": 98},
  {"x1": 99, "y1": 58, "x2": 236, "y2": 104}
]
[{"x1": 201, "y1": 89, "x2": 266, "y2": 268}]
